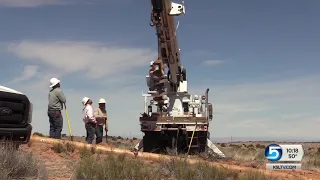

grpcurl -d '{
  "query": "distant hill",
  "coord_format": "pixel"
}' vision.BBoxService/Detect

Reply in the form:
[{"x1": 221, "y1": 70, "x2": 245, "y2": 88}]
[{"x1": 210, "y1": 137, "x2": 320, "y2": 143}]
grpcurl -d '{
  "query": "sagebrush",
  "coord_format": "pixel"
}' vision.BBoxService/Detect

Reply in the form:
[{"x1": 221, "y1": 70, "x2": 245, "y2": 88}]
[
  {"x1": 0, "y1": 143, "x2": 47, "y2": 180},
  {"x1": 75, "y1": 152, "x2": 273, "y2": 180}
]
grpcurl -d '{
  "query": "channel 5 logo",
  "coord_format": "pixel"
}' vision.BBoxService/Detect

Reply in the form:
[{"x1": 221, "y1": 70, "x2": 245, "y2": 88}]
[{"x1": 265, "y1": 144, "x2": 283, "y2": 162}]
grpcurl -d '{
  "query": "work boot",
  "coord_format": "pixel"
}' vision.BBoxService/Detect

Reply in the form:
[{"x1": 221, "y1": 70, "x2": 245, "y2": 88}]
[{"x1": 133, "y1": 150, "x2": 138, "y2": 157}]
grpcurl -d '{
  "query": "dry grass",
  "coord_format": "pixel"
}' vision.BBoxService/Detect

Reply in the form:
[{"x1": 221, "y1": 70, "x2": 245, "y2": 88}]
[
  {"x1": 51, "y1": 141, "x2": 104, "y2": 158},
  {"x1": 75, "y1": 151, "x2": 273, "y2": 180},
  {"x1": 76, "y1": 153, "x2": 157, "y2": 180},
  {"x1": 0, "y1": 143, "x2": 47, "y2": 180},
  {"x1": 302, "y1": 148, "x2": 320, "y2": 171},
  {"x1": 79, "y1": 145, "x2": 102, "y2": 158},
  {"x1": 107, "y1": 136, "x2": 139, "y2": 150},
  {"x1": 45, "y1": 138, "x2": 320, "y2": 178},
  {"x1": 60, "y1": 135, "x2": 139, "y2": 150},
  {"x1": 33, "y1": 132, "x2": 46, "y2": 137},
  {"x1": 215, "y1": 143, "x2": 265, "y2": 163},
  {"x1": 51, "y1": 141, "x2": 76, "y2": 154}
]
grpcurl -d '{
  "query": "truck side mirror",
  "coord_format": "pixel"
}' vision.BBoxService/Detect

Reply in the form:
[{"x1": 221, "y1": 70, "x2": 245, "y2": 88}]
[{"x1": 208, "y1": 103, "x2": 213, "y2": 120}]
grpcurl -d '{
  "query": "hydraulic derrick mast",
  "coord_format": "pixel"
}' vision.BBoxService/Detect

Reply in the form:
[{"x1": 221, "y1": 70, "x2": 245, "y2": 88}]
[
  {"x1": 150, "y1": 0, "x2": 186, "y2": 93},
  {"x1": 136, "y1": 0, "x2": 225, "y2": 158}
]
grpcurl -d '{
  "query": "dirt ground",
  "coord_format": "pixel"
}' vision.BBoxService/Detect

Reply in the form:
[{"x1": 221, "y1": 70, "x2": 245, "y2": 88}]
[{"x1": 20, "y1": 137, "x2": 320, "y2": 180}]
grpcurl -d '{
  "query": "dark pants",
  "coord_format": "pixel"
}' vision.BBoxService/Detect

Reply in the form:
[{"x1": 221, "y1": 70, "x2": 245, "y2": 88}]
[
  {"x1": 48, "y1": 110, "x2": 63, "y2": 139},
  {"x1": 85, "y1": 123, "x2": 96, "y2": 144},
  {"x1": 95, "y1": 125, "x2": 103, "y2": 144}
]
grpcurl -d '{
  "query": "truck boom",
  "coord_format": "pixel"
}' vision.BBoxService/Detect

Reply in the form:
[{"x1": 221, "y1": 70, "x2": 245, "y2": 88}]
[
  {"x1": 137, "y1": 0, "x2": 225, "y2": 158},
  {"x1": 150, "y1": 0, "x2": 185, "y2": 92}
]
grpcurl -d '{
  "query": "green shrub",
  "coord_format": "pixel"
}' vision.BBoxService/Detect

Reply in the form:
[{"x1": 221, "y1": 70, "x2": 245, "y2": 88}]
[
  {"x1": 33, "y1": 132, "x2": 45, "y2": 137},
  {"x1": 76, "y1": 153, "x2": 157, "y2": 180},
  {"x1": 79, "y1": 146, "x2": 95, "y2": 159},
  {"x1": 51, "y1": 142, "x2": 66, "y2": 153},
  {"x1": 51, "y1": 142, "x2": 76, "y2": 154},
  {"x1": 247, "y1": 144, "x2": 254, "y2": 148}
]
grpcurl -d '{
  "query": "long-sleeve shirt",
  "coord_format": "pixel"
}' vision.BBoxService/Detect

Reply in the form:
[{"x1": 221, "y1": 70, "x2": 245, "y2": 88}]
[
  {"x1": 83, "y1": 104, "x2": 96, "y2": 124},
  {"x1": 149, "y1": 68, "x2": 165, "y2": 81},
  {"x1": 94, "y1": 108, "x2": 107, "y2": 125},
  {"x1": 48, "y1": 88, "x2": 66, "y2": 110}
]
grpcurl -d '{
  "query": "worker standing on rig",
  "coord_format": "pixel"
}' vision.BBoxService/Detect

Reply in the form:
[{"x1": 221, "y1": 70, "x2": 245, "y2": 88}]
[
  {"x1": 148, "y1": 61, "x2": 156, "y2": 90},
  {"x1": 82, "y1": 97, "x2": 97, "y2": 144},
  {"x1": 94, "y1": 98, "x2": 108, "y2": 143},
  {"x1": 48, "y1": 78, "x2": 66, "y2": 139},
  {"x1": 149, "y1": 58, "x2": 166, "y2": 92}
]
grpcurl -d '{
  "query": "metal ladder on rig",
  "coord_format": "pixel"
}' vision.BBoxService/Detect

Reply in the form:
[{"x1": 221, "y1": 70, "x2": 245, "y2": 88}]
[
  {"x1": 187, "y1": 130, "x2": 207, "y2": 154},
  {"x1": 187, "y1": 127, "x2": 226, "y2": 157}
]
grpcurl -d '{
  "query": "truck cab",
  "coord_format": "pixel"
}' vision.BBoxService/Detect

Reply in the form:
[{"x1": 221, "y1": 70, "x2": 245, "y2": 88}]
[{"x1": 0, "y1": 86, "x2": 33, "y2": 146}]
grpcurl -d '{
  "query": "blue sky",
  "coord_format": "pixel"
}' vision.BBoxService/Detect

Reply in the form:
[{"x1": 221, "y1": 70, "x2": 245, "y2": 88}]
[{"x1": 0, "y1": 0, "x2": 319, "y2": 139}]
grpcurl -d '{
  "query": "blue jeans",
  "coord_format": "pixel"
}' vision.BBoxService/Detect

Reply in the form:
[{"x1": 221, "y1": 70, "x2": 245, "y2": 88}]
[
  {"x1": 95, "y1": 125, "x2": 103, "y2": 144},
  {"x1": 85, "y1": 123, "x2": 96, "y2": 144},
  {"x1": 48, "y1": 110, "x2": 63, "y2": 139}
]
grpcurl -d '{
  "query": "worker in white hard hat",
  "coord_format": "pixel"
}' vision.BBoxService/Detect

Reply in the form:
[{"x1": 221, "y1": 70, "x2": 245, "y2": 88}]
[
  {"x1": 149, "y1": 61, "x2": 157, "y2": 77},
  {"x1": 82, "y1": 97, "x2": 97, "y2": 144},
  {"x1": 48, "y1": 77, "x2": 66, "y2": 139},
  {"x1": 149, "y1": 60, "x2": 162, "y2": 90},
  {"x1": 147, "y1": 61, "x2": 155, "y2": 90},
  {"x1": 149, "y1": 57, "x2": 166, "y2": 91},
  {"x1": 94, "y1": 98, "x2": 108, "y2": 143}
]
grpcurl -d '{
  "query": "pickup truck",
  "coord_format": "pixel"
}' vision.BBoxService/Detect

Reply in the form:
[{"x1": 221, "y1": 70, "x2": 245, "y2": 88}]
[{"x1": 0, "y1": 86, "x2": 33, "y2": 147}]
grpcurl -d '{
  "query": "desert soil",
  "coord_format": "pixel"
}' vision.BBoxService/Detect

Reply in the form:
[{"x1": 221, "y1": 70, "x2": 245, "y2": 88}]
[{"x1": 20, "y1": 139, "x2": 320, "y2": 180}]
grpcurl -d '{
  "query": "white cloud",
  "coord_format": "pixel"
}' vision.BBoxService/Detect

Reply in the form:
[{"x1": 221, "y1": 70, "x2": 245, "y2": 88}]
[
  {"x1": 20, "y1": 65, "x2": 38, "y2": 79},
  {"x1": 202, "y1": 60, "x2": 225, "y2": 66},
  {"x1": 4, "y1": 40, "x2": 156, "y2": 138},
  {"x1": 0, "y1": 0, "x2": 66, "y2": 7},
  {"x1": 280, "y1": 113, "x2": 312, "y2": 120},
  {"x1": 3, "y1": 40, "x2": 320, "y2": 140},
  {"x1": 0, "y1": 0, "x2": 115, "y2": 7},
  {"x1": 5, "y1": 65, "x2": 38, "y2": 85},
  {"x1": 190, "y1": 74, "x2": 320, "y2": 138},
  {"x1": 7, "y1": 40, "x2": 157, "y2": 79}
]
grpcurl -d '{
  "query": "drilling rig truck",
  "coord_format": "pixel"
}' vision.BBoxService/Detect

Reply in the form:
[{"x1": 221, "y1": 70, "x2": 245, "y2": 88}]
[{"x1": 138, "y1": 0, "x2": 225, "y2": 157}]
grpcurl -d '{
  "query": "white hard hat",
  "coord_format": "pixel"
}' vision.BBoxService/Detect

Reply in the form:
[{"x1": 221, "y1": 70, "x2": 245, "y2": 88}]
[
  {"x1": 82, "y1": 97, "x2": 90, "y2": 105},
  {"x1": 194, "y1": 95, "x2": 199, "y2": 100},
  {"x1": 49, "y1": 78, "x2": 60, "y2": 88},
  {"x1": 98, "y1": 98, "x2": 106, "y2": 104},
  {"x1": 150, "y1": 61, "x2": 154, "y2": 66}
]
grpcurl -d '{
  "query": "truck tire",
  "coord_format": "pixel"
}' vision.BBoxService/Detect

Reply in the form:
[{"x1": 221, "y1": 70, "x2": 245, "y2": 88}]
[{"x1": 143, "y1": 132, "x2": 160, "y2": 153}]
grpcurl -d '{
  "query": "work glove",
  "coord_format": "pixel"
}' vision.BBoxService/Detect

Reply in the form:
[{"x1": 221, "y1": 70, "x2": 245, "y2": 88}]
[
  {"x1": 91, "y1": 119, "x2": 97, "y2": 126},
  {"x1": 55, "y1": 111, "x2": 61, "y2": 118}
]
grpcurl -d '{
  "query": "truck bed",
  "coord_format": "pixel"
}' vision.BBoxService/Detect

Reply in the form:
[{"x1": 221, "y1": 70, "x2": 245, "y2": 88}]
[{"x1": 140, "y1": 116, "x2": 208, "y2": 122}]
